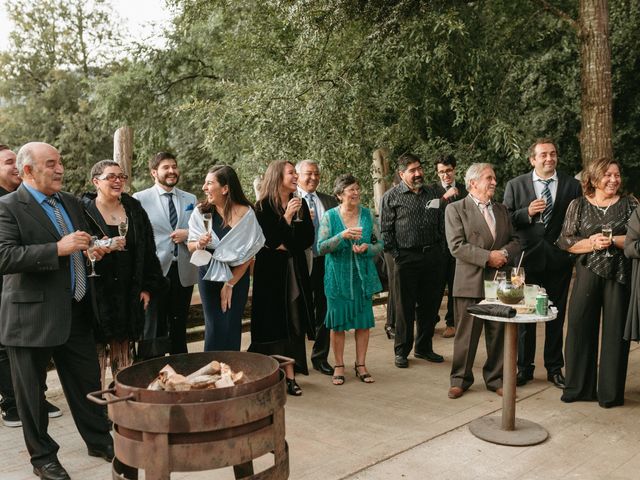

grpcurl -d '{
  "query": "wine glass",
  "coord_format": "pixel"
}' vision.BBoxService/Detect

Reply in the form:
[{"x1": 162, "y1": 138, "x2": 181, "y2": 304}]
[
  {"x1": 536, "y1": 195, "x2": 546, "y2": 224},
  {"x1": 118, "y1": 216, "x2": 129, "y2": 251},
  {"x1": 87, "y1": 237, "x2": 100, "y2": 278},
  {"x1": 511, "y1": 267, "x2": 525, "y2": 287},
  {"x1": 202, "y1": 213, "x2": 212, "y2": 233},
  {"x1": 293, "y1": 191, "x2": 303, "y2": 222},
  {"x1": 602, "y1": 224, "x2": 613, "y2": 258}
]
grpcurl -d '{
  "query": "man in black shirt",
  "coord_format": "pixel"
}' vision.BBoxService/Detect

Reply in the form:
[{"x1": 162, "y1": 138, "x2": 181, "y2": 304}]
[{"x1": 381, "y1": 153, "x2": 446, "y2": 368}]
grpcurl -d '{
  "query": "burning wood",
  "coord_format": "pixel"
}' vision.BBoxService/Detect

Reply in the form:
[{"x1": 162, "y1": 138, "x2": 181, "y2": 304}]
[{"x1": 147, "y1": 361, "x2": 246, "y2": 391}]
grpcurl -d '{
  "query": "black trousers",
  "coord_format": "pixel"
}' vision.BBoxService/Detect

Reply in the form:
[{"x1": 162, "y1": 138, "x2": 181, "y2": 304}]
[
  {"x1": 383, "y1": 251, "x2": 396, "y2": 330},
  {"x1": 6, "y1": 299, "x2": 111, "y2": 467},
  {"x1": 562, "y1": 262, "x2": 630, "y2": 407},
  {"x1": 0, "y1": 342, "x2": 15, "y2": 410},
  {"x1": 393, "y1": 247, "x2": 445, "y2": 357},
  {"x1": 310, "y1": 256, "x2": 330, "y2": 364},
  {"x1": 442, "y1": 252, "x2": 456, "y2": 327},
  {"x1": 148, "y1": 262, "x2": 194, "y2": 354},
  {"x1": 517, "y1": 266, "x2": 572, "y2": 376}
]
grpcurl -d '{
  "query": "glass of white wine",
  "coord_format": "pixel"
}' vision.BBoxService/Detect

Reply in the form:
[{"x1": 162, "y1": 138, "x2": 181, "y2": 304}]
[
  {"x1": 87, "y1": 237, "x2": 100, "y2": 277},
  {"x1": 202, "y1": 212, "x2": 212, "y2": 232},
  {"x1": 118, "y1": 216, "x2": 129, "y2": 251},
  {"x1": 293, "y1": 191, "x2": 303, "y2": 222},
  {"x1": 602, "y1": 224, "x2": 613, "y2": 258}
]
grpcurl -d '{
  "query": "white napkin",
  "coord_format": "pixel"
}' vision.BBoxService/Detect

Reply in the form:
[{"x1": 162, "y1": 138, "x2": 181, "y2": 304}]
[{"x1": 190, "y1": 249, "x2": 212, "y2": 267}]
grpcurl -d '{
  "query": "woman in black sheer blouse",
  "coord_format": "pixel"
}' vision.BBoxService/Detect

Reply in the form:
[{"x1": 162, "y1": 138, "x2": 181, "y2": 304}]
[{"x1": 557, "y1": 158, "x2": 638, "y2": 408}]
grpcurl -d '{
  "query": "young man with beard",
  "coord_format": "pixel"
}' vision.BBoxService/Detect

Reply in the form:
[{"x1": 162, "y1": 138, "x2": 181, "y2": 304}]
[
  {"x1": 134, "y1": 152, "x2": 198, "y2": 354},
  {"x1": 381, "y1": 153, "x2": 446, "y2": 368}
]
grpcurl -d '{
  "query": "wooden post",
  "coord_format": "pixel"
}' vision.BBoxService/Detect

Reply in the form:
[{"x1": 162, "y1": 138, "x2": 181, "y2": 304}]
[
  {"x1": 371, "y1": 148, "x2": 390, "y2": 215},
  {"x1": 114, "y1": 127, "x2": 133, "y2": 192}
]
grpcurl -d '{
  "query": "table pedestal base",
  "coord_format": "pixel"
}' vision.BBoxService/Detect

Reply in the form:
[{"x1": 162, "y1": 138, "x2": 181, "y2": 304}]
[{"x1": 469, "y1": 416, "x2": 548, "y2": 446}]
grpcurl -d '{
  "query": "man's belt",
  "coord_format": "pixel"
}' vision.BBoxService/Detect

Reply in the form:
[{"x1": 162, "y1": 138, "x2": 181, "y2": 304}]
[{"x1": 403, "y1": 244, "x2": 438, "y2": 253}]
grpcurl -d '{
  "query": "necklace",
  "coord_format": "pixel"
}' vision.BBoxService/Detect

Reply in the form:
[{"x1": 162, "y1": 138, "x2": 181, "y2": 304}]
[{"x1": 594, "y1": 195, "x2": 614, "y2": 217}]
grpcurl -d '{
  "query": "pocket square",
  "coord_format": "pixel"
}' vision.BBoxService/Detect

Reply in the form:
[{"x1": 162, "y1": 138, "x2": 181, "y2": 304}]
[
  {"x1": 185, "y1": 203, "x2": 195, "y2": 211},
  {"x1": 467, "y1": 304, "x2": 516, "y2": 318}
]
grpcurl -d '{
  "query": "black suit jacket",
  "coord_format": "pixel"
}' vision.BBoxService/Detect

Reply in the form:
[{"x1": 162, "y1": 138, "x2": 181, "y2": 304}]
[
  {"x1": 316, "y1": 191, "x2": 339, "y2": 213},
  {"x1": 503, "y1": 171, "x2": 582, "y2": 273},
  {"x1": 0, "y1": 184, "x2": 92, "y2": 347}
]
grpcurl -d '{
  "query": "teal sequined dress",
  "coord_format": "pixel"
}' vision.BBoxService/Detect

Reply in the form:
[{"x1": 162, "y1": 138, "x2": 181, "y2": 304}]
[{"x1": 317, "y1": 206, "x2": 384, "y2": 331}]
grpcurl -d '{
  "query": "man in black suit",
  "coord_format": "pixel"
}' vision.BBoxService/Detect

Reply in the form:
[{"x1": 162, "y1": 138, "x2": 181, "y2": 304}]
[
  {"x1": 296, "y1": 160, "x2": 339, "y2": 375},
  {"x1": 431, "y1": 154, "x2": 468, "y2": 339},
  {"x1": 503, "y1": 138, "x2": 581, "y2": 389},
  {"x1": 0, "y1": 142, "x2": 113, "y2": 480},
  {"x1": 0, "y1": 144, "x2": 62, "y2": 429}
]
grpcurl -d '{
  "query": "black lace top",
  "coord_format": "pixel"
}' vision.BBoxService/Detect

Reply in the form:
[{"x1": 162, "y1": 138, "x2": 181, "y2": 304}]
[{"x1": 557, "y1": 195, "x2": 638, "y2": 284}]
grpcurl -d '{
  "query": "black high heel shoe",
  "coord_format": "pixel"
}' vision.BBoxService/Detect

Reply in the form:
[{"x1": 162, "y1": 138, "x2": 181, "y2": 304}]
[
  {"x1": 384, "y1": 325, "x2": 395, "y2": 339},
  {"x1": 354, "y1": 363, "x2": 375, "y2": 383},
  {"x1": 286, "y1": 378, "x2": 303, "y2": 396}
]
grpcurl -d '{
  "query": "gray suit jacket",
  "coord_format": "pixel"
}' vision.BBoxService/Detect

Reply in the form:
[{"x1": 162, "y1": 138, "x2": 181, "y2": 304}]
[
  {"x1": 0, "y1": 185, "x2": 90, "y2": 347},
  {"x1": 133, "y1": 186, "x2": 198, "y2": 287},
  {"x1": 445, "y1": 196, "x2": 520, "y2": 298}
]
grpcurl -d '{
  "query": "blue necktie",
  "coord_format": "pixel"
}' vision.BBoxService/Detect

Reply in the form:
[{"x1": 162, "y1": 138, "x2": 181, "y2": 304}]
[
  {"x1": 307, "y1": 194, "x2": 320, "y2": 255},
  {"x1": 540, "y1": 179, "x2": 554, "y2": 226},
  {"x1": 45, "y1": 196, "x2": 87, "y2": 301},
  {"x1": 164, "y1": 192, "x2": 179, "y2": 256}
]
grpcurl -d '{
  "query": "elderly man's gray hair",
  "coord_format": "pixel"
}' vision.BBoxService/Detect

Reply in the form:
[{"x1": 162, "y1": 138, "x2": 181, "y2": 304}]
[
  {"x1": 16, "y1": 144, "x2": 36, "y2": 176},
  {"x1": 295, "y1": 159, "x2": 319, "y2": 173},
  {"x1": 464, "y1": 163, "x2": 494, "y2": 190}
]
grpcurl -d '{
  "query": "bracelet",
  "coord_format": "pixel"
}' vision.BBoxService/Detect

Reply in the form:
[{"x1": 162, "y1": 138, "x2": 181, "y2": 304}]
[{"x1": 224, "y1": 282, "x2": 234, "y2": 289}]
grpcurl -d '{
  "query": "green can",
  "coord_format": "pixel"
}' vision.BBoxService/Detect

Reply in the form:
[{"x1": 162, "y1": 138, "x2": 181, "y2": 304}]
[{"x1": 536, "y1": 293, "x2": 548, "y2": 316}]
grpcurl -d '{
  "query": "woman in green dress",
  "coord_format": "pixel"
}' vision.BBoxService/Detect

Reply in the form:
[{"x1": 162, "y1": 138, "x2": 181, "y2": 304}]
[{"x1": 317, "y1": 174, "x2": 384, "y2": 385}]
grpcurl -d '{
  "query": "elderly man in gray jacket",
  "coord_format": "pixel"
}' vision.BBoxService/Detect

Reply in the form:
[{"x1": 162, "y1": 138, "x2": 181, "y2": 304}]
[{"x1": 445, "y1": 163, "x2": 520, "y2": 400}]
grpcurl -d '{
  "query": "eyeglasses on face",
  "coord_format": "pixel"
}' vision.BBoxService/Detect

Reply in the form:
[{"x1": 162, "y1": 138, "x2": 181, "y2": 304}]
[{"x1": 96, "y1": 173, "x2": 128, "y2": 181}]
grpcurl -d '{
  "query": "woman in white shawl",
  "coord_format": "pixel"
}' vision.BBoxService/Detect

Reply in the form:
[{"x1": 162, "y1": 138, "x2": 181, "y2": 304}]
[{"x1": 188, "y1": 166, "x2": 265, "y2": 351}]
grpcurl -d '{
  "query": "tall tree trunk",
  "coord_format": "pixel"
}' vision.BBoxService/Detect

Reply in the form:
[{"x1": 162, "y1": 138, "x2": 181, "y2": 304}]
[{"x1": 579, "y1": 0, "x2": 613, "y2": 167}]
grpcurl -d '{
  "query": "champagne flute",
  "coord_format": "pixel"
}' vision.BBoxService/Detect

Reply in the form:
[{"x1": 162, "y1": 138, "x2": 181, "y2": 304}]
[
  {"x1": 602, "y1": 224, "x2": 613, "y2": 258},
  {"x1": 118, "y1": 216, "x2": 129, "y2": 251},
  {"x1": 87, "y1": 237, "x2": 100, "y2": 277},
  {"x1": 293, "y1": 191, "x2": 303, "y2": 222},
  {"x1": 536, "y1": 195, "x2": 546, "y2": 224},
  {"x1": 202, "y1": 212, "x2": 212, "y2": 233}
]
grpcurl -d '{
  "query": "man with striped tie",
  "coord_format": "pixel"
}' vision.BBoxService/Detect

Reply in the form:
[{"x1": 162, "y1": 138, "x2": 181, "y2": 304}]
[
  {"x1": 503, "y1": 138, "x2": 581, "y2": 389},
  {"x1": 296, "y1": 160, "x2": 338, "y2": 376},
  {"x1": 0, "y1": 142, "x2": 113, "y2": 479}
]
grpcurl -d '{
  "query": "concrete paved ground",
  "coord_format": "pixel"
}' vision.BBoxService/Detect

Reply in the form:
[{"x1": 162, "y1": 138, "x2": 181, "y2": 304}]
[{"x1": 2, "y1": 302, "x2": 639, "y2": 480}]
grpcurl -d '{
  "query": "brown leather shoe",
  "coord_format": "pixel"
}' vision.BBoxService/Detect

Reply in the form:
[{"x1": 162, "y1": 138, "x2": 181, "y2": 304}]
[
  {"x1": 495, "y1": 388, "x2": 503, "y2": 397},
  {"x1": 448, "y1": 386, "x2": 464, "y2": 399},
  {"x1": 442, "y1": 326, "x2": 456, "y2": 338}
]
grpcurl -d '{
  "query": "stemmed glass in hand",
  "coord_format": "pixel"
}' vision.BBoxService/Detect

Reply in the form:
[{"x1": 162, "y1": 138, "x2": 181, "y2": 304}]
[
  {"x1": 87, "y1": 237, "x2": 101, "y2": 277},
  {"x1": 292, "y1": 191, "x2": 304, "y2": 222},
  {"x1": 602, "y1": 224, "x2": 613, "y2": 258},
  {"x1": 118, "y1": 216, "x2": 129, "y2": 251},
  {"x1": 536, "y1": 195, "x2": 546, "y2": 224}
]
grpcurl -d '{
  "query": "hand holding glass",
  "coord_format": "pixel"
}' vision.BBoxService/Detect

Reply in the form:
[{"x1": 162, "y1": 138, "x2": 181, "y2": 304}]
[
  {"x1": 293, "y1": 192, "x2": 303, "y2": 222},
  {"x1": 87, "y1": 237, "x2": 101, "y2": 277},
  {"x1": 602, "y1": 225, "x2": 613, "y2": 257}
]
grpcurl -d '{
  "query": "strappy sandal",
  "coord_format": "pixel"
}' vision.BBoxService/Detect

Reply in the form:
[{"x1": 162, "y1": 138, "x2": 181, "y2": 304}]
[
  {"x1": 332, "y1": 365, "x2": 345, "y2": 386},
  {"x1": 286, "y1": 378, "x2": 303, "y2": 396},
  {"x1": 355, "y1": 363, "x2": 375, "y2": 383}
]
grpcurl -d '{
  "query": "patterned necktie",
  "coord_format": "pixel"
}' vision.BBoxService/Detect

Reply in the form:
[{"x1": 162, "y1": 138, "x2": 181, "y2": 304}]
[
  {"x1": 306, "y1": 193, "x2": 320, "y2": 255},
  {"x1": 45, "y1": 196, "x2": 87, "y2": 301},
  {"x1": 540, "y1": 179, "x2": 554, "y2": 226},
  {"x1": 479, "y1": 202, "x2": 496, "y2": 239},
  {"x1": 164, "y1": 192, "x2": 179, "y2": 256}
]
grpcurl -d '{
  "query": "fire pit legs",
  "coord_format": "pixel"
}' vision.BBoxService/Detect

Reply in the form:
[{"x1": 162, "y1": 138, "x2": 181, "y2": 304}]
[{"x1": 234, "y1": 462, "x2": 255, "y2": 478}]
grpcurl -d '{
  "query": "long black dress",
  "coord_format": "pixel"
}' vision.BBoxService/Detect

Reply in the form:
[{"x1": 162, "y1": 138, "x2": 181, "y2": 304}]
[
  {"x1": 557, "y1": 195, "x2": 638, "y2": 407},
  {"x1": 249, "y1": 198, "x2": 315, "y2": 374}
]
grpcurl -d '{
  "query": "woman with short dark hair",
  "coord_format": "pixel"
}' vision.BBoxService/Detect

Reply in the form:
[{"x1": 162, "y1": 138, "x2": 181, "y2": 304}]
[
  {"x1": 82, "y1": 160, "x2": 165, "y2": 387},
  {"x1": 318, "y1": 174, "x2": 383, "y2": 385}
]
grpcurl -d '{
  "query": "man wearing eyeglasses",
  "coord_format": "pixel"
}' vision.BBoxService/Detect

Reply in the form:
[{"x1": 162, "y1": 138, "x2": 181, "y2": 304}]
[
  {"x1": 432, "y1": 154, "x2": 468, "y2": 339},
  {"x1": 133, "y1": 152, "x2": 198, "y2": 355}
]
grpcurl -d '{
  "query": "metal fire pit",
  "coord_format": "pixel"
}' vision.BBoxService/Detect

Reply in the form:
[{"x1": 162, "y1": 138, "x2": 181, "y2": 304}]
[{"x1": 88, "y1": 351, "x2": 290, "y2": 480}]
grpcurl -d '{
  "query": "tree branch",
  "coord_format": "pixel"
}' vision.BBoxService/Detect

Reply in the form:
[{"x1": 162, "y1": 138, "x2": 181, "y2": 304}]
[{"x1": 533, "y1": 0, "x2": 579, "y2": 31}]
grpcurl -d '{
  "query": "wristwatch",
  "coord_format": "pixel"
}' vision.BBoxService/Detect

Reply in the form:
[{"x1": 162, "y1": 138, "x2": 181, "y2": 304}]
[{"x1": 501, "y1": 249, "x2": 509, "y2": 260}]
